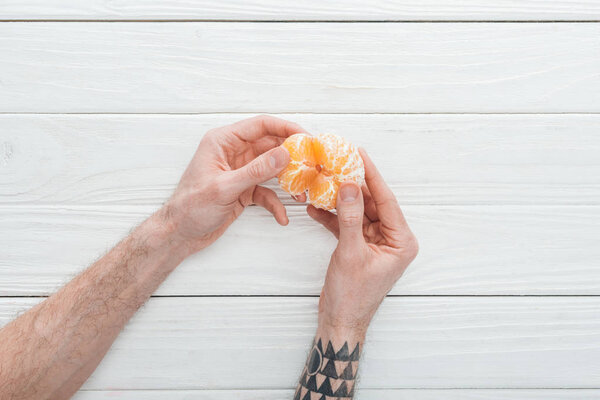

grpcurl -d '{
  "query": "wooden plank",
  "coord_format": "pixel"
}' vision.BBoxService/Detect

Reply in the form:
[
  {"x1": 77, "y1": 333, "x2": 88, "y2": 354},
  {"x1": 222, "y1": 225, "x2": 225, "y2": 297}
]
[
  {"x1": 72, "y1": 389, "x2": 600, "y2": 400},
  {"x1": 1, "y1": 23, "x2": 599, "y2": 113},
  {"x1": 2, "y1": 1, "x2": 600, "y2": 21},
  {"x1": 1, "y1": 204, "x2": 599, "y2": 296},
  {"x1": 2, "y1": 114, "x2": 599, "y2": 206},
  {"x1": 2, "y1": 297, "x2": 599, "y2": 389},
  {"x1": 2, "y1": 113, "x2": 599, "y2": 295}
]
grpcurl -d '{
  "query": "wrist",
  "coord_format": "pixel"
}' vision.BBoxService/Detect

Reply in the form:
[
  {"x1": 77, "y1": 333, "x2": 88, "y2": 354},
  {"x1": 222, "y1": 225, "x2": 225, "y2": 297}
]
[
  {"x1": 143, "y1": 205, "x2": 193, "y2": 261},
  {"x1": 317, "y1": 318, "x2": 367, "y2": 346}
]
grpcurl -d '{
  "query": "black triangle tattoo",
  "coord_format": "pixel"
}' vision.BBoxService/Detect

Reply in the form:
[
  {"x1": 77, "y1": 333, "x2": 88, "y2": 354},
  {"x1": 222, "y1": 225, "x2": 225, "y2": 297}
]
[
  {"x1": 293, "y1": 387, "x2": 301, "y2": 400},
  {"x1": 300, "y1": 370, "x2": 308, "y2": 386},
  {"x1": 302, "y1": 391, "x2": 311, "y2": 400},
  {"x1": 306, "y1": 374, "x2": 318, "y2": 391},
  {"x1": 319, "y1": 395, "x2": 326, "y2": 400},
  {"x1": 324, "y1": 342, "x2": 336, "y2": 359},
  {"x1": 321, "y1": 358, "x2": 338, "y2": 378},
  {"x1": 341, "y1": 362, "x2": 354, "y2": 380},
  {"x1": 336, "y1": 342, "x2": 350, "y2": 361},
  {"x1": 348, "y1": 384, "x2": 355, "y2": 397},
  {"x1": 316, "y1": 338, "x2": 323, "y2": 354},
  {"x1": 317, "y1": 377, "x2": 334, "y2": 396},
  {"x1": 333, "y1": 381, "x2": 349, "y2": 397},
  {"x1": 349, "y1": 342, "x2": 360, "y2": 361}
]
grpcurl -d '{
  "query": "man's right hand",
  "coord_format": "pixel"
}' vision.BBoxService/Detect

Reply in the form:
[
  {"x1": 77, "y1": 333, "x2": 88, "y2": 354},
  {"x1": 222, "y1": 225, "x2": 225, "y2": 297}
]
[
  {"x1": 307, "y1": 148, "x2": 419, "y2": 342},
  {"x1": 164, "y1": 115, "x2": 306, "y2": 255}
]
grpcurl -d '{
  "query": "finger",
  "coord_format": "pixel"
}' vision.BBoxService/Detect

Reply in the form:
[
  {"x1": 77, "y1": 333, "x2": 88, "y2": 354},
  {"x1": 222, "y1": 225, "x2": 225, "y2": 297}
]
[
  {"x1": 336, "y1": 181, "x2": 365, "y2": 247},
  {"x1": 226, "y1": 146, "x2": 290, "y2": 193},
  {"x1": 293, "y1": 192, "x2": 307, "y2": 203},
  {"x1": 229, "y1": 115, "x2": 307, "y2": 142},
  {"x1": 251, "y1": 135, "x2": 287, "y2": 155},
  {"x1": 253, "y1": 186, "x2": 289, "y2": 226},
  {"x1": 307, "y1": 205, "x2": 339, "y2": 238},
  {"x1": 361, "y1": 184, "x2": 378, "y2": 222},
  {"x1": 360, "y1": 148, "x2": 408, "y2": 228}
]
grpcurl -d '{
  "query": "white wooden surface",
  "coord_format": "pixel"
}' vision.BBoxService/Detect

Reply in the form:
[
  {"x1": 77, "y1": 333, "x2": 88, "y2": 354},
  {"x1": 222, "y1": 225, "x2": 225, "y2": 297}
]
[
  {"x1": 2, "y1": 297, "x2": 600, "y2": 390},
  {"x1": 1, "y1": 114, "x2": 599, "y2": 206},
  {"x1": 0, "y1": 2, "x2": 599, "y2": 399},
  {"x1": 1, "y1": 23, "x2": 600, "y2": 113},
  {"x1": 2, "y1": 115, "x2": 599, "y2": 296},
  {"x1": 3, "y1": 205, "x2": 599, "y2": 296},
  {"x1": 3, "y1": 1, "x2": 600, "y2": 21}
]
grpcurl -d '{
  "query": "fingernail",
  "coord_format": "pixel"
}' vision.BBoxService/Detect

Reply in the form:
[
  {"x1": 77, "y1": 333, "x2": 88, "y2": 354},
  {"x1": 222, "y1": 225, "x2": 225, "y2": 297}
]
[
  {"x1": 269, "y1": 146, "x2": 289, "y2": 169},
  {"x1": 340, "y1": 184, "x2": 359, "y2": 202}
]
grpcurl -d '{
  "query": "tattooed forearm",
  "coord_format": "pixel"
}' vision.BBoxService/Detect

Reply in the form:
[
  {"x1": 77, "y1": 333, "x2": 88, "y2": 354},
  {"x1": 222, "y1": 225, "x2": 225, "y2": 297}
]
[{"x1": 294, "y1": 338, "x2": 360, "y2": 400}]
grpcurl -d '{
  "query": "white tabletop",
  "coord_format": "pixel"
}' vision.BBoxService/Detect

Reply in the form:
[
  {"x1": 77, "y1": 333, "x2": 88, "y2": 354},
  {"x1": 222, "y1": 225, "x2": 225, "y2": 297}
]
[{"x1": 1, "y1": 2, "x2": 599, "y2": 399}]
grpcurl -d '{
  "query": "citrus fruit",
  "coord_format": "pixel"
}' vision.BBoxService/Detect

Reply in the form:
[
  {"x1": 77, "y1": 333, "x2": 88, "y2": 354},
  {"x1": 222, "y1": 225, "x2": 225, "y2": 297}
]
[{"x1": 278, "y1": 133, "x2": 365, "y2": 210}]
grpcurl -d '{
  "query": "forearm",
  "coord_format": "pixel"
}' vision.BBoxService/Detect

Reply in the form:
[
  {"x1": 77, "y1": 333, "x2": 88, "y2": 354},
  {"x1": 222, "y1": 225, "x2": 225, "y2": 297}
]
[
  {"x1": 294, "y1": 324, "x2": 364, "y2": 399},
  {"x1": 0, "y1": 206, "x2": 188, "y2": 400}
]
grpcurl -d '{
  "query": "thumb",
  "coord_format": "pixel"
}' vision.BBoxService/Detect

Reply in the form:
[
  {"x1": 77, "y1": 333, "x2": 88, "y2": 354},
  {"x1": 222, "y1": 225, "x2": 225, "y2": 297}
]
[
  {"x1": 227, "y1": 146, "x2": 290, "y2": 193},
  {"x1": 336, "y1": 182, "x2": 365, "y2": 247}
]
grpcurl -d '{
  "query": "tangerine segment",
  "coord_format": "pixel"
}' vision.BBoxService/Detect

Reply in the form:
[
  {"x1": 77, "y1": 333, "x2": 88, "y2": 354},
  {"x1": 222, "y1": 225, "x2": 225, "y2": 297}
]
[{"x1": 278, "y1": 133, "x2": 365, "y2": 210}]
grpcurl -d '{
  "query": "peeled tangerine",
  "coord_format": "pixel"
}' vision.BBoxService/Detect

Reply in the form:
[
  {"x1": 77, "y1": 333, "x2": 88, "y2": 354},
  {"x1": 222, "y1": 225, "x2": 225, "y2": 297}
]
[{"x1": 278, "y1": 133, "x2": 365, "y2": 210}]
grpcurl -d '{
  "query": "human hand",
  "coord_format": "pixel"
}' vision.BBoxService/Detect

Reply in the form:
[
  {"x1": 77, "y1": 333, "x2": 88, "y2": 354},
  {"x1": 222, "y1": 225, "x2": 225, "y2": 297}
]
[
  {"x1": 164, "y1": 115, "x2": 306, "y2": 255},
  {"x1": 307, "y1": 149, "x2": 418, "y2": 341}
]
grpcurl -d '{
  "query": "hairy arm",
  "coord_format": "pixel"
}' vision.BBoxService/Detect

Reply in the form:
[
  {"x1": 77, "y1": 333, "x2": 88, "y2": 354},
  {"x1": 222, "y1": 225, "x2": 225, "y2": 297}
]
[
  {"x1": 0, "y1": 115, "x2": 303, "y2": 400},
  {"x1": 0, "y1": 208, "x2": 187, "y2": 399}
]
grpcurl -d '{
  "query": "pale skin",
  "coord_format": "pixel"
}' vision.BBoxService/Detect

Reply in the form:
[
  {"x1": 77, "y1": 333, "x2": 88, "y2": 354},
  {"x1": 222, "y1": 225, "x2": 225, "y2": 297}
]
[
  {"x1": 0, "y1": 115, "x2": 417, "y2": 400},
  {"x1": 294, "y1": 149, "x2": 418, "y2": 399}
]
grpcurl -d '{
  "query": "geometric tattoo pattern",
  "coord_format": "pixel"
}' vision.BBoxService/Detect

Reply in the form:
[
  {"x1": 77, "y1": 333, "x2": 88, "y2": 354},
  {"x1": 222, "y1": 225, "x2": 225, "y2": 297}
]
[{"x1": 294, "y1": 338, "x2": 360, "y2": 400}]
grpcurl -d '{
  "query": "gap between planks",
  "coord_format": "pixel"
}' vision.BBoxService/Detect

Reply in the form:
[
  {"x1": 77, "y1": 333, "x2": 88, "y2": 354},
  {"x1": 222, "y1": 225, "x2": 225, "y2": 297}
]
[
  {"x1": 2, "y1": 296, "x2": 599, "y2": 389},
  {"x1": 2, "y1": 20, "x2": 600, "y2": 23},
  {"x1": 2, "y1": 111, "x2": 600, "y2": 115}
]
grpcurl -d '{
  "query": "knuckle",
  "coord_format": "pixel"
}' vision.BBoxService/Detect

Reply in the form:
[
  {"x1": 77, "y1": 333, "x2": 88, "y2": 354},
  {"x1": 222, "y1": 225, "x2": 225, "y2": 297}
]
[
  {"x1": 253, "y1": 114, "x2": 270, "y2": 127},
  {"x1": 251, "y1": 186, "x2": 264, "y2": 203},
  {"x1": 286, "y1": 121, "x2": 303, "y2": 134},
  {"x1": 404, "y1": 234, "x2": 419, "y2": 260},
  {"x1": 339, "y1": 210, "x2": 362, "y2": 226},
  {"x1": 204, "y1": 128, "x2": 220, "y2": 140},
  {"x1": 246, "y1": 160, "x2": 267, "y2": 180}
]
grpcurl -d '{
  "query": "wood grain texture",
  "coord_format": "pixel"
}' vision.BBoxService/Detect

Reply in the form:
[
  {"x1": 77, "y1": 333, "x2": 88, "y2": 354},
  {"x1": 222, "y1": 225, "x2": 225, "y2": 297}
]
[
  {"x1": 2, "y1": 113, "x2": 598, "y2": 295},
  {"x1": 1, "y1": 23, "x2": 599, "y2": 113},
  {"x1": 2, "y1": 114, "x2": 598, "y2": 206},
  {"x1": 3, "y1": 1, "x2": 600, "y2": 21},
  {"x1": 0, "y1": 5, "x2": 596, "y2": 398},
  {"x1": 2, "y1": 297, "x2": 599, "y2": 389},
  {"x1": 71, "y1": 389, "x2": 600, "y2": 400},
  {"x1": 1, "y1": 204, "x2": 599, "y2": 296}
]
